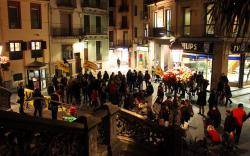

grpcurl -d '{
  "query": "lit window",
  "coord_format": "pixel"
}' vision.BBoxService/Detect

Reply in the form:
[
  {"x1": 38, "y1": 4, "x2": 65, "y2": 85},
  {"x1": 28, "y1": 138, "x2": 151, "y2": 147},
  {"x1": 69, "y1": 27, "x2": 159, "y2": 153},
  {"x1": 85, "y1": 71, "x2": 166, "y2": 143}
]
[
  {"x1": 232, "y1": 16, "x2": 239, "y2": 36},
  {"x1": 9, "y1": 42, "x2": 21, "y2": 52},
  {"x1": 184, "y1": 8, "x2": 191, "y2": 36},
  {"x1": 154, "y1": 9, "x2": 164, "y2": 28},
  {"x1": 31, "y1": 41, "x2": 41, "y2": 50},
  {"x1": 206, "y1": 4, "x2": 214, "y2": 35}
]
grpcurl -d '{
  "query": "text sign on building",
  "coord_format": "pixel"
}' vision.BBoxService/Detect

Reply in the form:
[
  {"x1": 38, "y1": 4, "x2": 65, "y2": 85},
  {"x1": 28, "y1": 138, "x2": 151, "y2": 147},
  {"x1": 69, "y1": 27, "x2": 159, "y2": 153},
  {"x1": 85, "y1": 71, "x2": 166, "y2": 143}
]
[
  {"x1": 181, "y1": 42, "x2": 213, "y2": 53},
  {"x1": 231, "y1": 43, "x2": 250, "y2": 53}
]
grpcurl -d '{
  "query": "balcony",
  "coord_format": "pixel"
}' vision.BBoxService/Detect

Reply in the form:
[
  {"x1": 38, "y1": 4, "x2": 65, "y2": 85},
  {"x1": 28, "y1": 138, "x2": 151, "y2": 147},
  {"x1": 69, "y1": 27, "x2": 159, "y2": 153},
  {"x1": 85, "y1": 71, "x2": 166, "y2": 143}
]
[
  {"x1": 57, "y1": 0, "x2": 76, "y2": 8},
  {"x1": 117, "y1": 40, "x2": 132, "y2": 47},
  {"x1": 81, "y1": 1, "x2": 107, "y2": 10},
  {"x1": 83, "y1": 26, "x2": 108, "y2": 35},
  {"x1": 52, "y1": 28, "x2": 83, "y2": 37},
  {"x1": 119, "y1": 4, "x2": 129, "y2": 12},
  {"x1": 149, "y1": 27, "x2": 171, "y2": 37}
]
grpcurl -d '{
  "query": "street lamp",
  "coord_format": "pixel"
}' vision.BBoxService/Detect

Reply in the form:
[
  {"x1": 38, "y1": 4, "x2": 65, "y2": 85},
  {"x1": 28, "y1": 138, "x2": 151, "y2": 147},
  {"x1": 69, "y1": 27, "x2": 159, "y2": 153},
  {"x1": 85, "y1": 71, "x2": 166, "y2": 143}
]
[{"x1": 170, "y1": 39, "x2": 184, "y2": 67}]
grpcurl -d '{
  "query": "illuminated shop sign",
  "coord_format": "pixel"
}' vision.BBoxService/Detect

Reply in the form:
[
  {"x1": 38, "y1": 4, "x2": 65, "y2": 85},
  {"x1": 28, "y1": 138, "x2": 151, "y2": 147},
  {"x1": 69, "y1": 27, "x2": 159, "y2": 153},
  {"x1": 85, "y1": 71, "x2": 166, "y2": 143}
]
[
  {"x1": 231, "y1": 43, "x2": 250, "y2": 53},
  {"x1": 181, "y1": 42, "x2": 213, "y2": 53}
]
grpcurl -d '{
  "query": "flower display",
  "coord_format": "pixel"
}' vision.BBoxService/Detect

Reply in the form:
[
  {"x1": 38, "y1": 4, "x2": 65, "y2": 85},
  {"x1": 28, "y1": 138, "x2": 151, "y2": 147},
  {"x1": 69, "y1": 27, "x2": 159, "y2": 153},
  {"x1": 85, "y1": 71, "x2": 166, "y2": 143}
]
[{"x1": 163, "y1": 67, "x2": 193, "y2": 84}]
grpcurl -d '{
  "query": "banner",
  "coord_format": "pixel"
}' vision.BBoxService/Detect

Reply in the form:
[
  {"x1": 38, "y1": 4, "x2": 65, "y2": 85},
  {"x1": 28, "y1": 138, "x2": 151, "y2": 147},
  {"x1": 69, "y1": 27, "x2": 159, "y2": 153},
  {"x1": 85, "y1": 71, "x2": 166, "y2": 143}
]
[
  {"x1": 155, "y1": 65, "x2": 164, "y2": 76},
  {"x1": 55, "y1": 61, "x2": 69, "y2": 73},
  {"x1": 84, "y1": 61, "x2": 98, "y2": 70}
]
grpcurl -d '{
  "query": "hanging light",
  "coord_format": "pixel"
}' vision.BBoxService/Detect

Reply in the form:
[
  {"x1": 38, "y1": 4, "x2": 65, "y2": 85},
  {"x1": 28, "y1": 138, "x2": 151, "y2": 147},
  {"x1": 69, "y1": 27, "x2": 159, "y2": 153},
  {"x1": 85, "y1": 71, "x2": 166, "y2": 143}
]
[{"x1": 170, "y1": 40, "x2": 184, "y2": 63}]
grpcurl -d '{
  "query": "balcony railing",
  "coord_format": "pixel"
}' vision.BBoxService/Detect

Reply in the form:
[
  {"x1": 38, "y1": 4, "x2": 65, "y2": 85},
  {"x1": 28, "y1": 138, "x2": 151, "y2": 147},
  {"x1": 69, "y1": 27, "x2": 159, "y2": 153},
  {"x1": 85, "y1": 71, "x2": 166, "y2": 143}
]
[
  {"x1": 81, "y1": 1, "x2": 107, "y2": 10},
  {"x1": 83, "y1": 26, "x2": 108, "y2": 35},
  {"x1": 119, "y1": 4, "x2": 129, "y2": 12},
  {"x1": 149, "y1": 27, "x2": 171, "y2": 37},
  {"x1": 117, "y1": 40, "x2": 132, "y2": 47},
  {"x1": 52, "y1": 28, "x2": 83, "y2": 37},
  {"x1": 57, "y1": 0, "x2": 76, "y2": 8}
]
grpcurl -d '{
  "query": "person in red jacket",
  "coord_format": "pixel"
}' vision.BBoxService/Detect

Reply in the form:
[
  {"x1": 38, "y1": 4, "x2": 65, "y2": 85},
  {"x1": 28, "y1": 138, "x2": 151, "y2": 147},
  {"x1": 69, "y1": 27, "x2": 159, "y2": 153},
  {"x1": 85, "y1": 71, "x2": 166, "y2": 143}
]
[{"x1": 232, "y1": 103, "x2": 247, "y2": 144}]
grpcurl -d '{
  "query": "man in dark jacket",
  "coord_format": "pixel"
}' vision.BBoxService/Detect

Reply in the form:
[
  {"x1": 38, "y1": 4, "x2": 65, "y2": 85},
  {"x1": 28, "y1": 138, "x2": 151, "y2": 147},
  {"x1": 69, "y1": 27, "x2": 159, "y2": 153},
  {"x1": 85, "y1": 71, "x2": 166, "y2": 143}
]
[
  {"x1": 208, "y1": 89, "x2": 218, "y2": 110},
  {"x1": 50, "y1": 91, "x2": 60, "y2": 120},
  {"x1": 224, "y1": 110, "x2": 236, "y2": 133},
  {"x1": 33, "y1": 88, "x2": 44, "y2": 117},
  {"x1": 17, "y1": 82, "x2": 25, "y2": 114},
  {"x1": 144, "y1": 70, "x2": 151, "y2": 87},
  {"x1": 224, "y1": 110, "x2": 237, "y2": 144}
]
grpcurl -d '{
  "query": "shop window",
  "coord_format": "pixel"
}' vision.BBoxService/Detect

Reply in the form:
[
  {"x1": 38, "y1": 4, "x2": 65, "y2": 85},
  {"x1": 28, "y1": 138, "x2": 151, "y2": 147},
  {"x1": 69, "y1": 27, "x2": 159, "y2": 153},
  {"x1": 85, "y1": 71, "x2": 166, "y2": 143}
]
[
  {"x1": 8, "y1": 1, "x2": 21, "y2": 29},
  {"x1": 227, "y1": 54, "x2": 240, "y2": 83},
  {"x1": 8, "y1": 41, "x2": 27, "y2": 60},
  {"x1": 134, "y1": 5, "x2": 137, "y2": 16},
  {"x1": 30, "y1": 3, "x2": 42, "y2": 29},
  {"x1": 96, "y1": 41, "x2": 102, "y2": 61},
  {"x1": 62, "y1": 45, "x2": 73, "y2": 60},
  {"x1": 183, "y1": 8, "x2": 191, "y2": 36},
  {"x1": 205, "y1": 4, "x2": 214, "y2": 36}
]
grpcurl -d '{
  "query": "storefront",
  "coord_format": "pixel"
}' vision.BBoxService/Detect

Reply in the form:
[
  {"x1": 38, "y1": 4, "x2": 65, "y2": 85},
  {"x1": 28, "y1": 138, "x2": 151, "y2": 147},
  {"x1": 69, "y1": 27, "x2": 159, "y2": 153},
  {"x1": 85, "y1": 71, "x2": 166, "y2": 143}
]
[
  {"x1": 180, "y1": 41, "x2": 214, "y2": 83},
  {"x1": 136, "y1": 46, "x2": 149, "y2": 69},
  {"x1": 227, "y1": 43, "x2": 250, "y2": 88},
  {"x1": 26, "y1": 61, "x2": 48, "y2": 90}
]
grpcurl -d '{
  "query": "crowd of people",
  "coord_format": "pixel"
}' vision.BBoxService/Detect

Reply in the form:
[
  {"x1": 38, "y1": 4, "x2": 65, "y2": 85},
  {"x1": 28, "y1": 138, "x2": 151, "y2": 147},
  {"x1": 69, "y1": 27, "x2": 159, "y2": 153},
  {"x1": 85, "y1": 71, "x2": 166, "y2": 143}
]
[{"x1": 16, "y1": 69, "x2": 250, "y2": 146}]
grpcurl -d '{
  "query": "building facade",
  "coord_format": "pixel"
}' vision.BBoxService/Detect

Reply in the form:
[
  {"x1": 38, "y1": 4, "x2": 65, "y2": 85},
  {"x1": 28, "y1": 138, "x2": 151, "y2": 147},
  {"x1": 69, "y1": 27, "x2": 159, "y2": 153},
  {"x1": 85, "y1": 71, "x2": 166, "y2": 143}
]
[
  {"x1": 0, "y1": 0, "x2": 50, "y2": 89},
  {"x1": 146, "y1": 0, "x2": 250, "y2": 89},
  {"x1": 50, "y1": 0, "x2": 109, "y2": 76},
  {"x1": 109, "y1": 0, "x2": 148, "y2": 71}
]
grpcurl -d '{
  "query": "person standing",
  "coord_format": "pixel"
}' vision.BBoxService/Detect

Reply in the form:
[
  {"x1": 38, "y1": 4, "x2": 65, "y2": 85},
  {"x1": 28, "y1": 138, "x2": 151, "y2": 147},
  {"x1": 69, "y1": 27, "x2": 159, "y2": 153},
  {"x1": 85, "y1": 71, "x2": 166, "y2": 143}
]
[
  {"x1": 33, "y1": 88, "x2": 44, "y2": 117},
  {"x1": 224, "y1": 110, "x2": 237, "y2": 143},
  {"x1": 197, "y1": 90, "x2": 206, "y2": 115},
  {"x1": 50, "y1": 91, "x2": 60, "y2": 120},
  {"x1": 145, "y1": 82, "x2": 154, "y2": 108},
  {"x1": 208, "y1": 89, "x2": 218, "y2": 110},
  {"x1": 103, "y1": 71, "x2": 109, "y2": 82},
  {"x1": 207, "y1": 106, "x2": 221, "y2": 128},
  {"x1": 117, "y1": 58, "x2": 121, "y2": 68},
  {"x1": 144, "y1": 70, "x2": 151, "y2": 87},
  {"x1": 17, "y1": 82, "x2": 25, "y2": 114},
  {"x1": 232, "y1": 103, "x2": 247, "y2": 144},
  {"x1": 224, "y1": 82, "x2": 232, "y2": 106},
  {"x1": 52, "y1": 75, "x2": 59, "y2": 91},
  {"x1": 137, "y1": 71, "x2": 144, "y2": 91}
]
